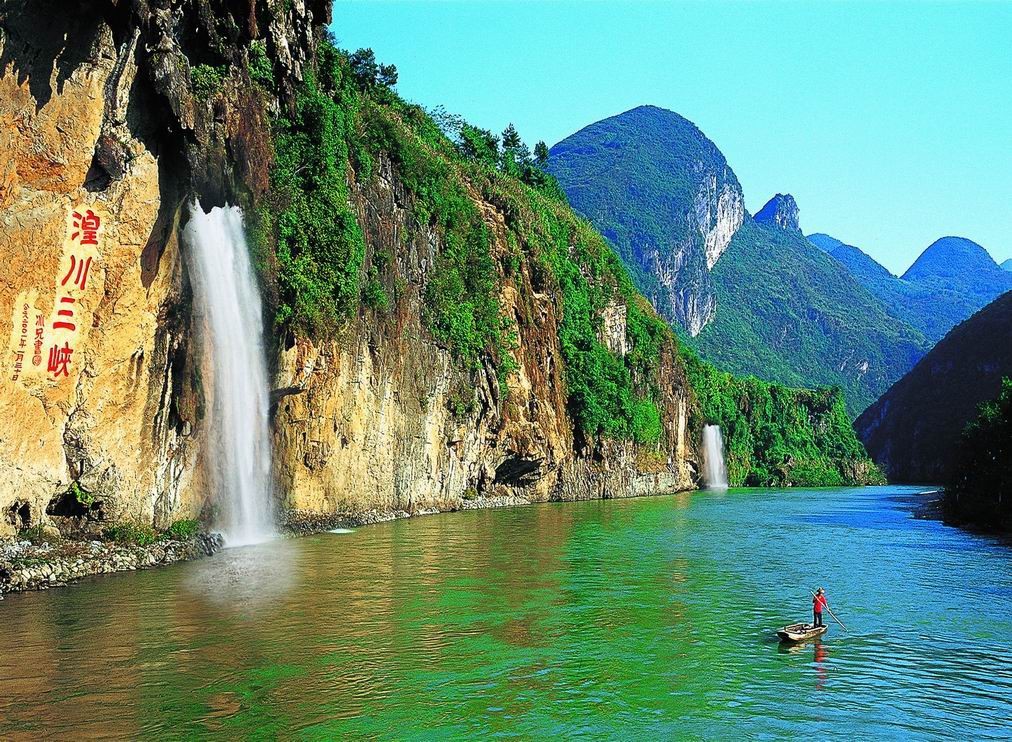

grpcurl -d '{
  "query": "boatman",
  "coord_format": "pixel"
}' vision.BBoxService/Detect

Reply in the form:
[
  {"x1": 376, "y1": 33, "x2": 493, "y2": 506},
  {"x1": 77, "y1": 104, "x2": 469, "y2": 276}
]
[{"x1": 813, "y1": 587, "x2": 828, "y2": 627}]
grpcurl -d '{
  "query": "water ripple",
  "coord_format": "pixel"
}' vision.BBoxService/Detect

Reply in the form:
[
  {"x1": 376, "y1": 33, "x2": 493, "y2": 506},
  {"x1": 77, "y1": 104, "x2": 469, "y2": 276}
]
[{"x1": 1, "y1": 487, "x2": 1010, "y2": 738}]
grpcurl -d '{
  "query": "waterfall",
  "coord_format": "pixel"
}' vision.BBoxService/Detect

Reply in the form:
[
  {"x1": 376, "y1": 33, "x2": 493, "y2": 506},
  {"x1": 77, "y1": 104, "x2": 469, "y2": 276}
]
[
  {"x1": 183, "y1": 202, "x2": 274, "y2": 546},
  {"x1": 702, "y1": 424, "x2": 728, "y2": 490}
]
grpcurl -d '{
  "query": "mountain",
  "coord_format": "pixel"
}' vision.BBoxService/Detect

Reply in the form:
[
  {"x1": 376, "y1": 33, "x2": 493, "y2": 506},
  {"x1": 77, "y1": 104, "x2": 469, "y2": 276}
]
[
  {"x1": 808, "y1": 235, "x2": 952, "y2": 342},
  {"x1": 694, "y1": 211, "x2": 927, "y2": 415},
  {"x1": 856, "y1": 291, "x2": 1012, "y2": 484},
  {"x1": 903, "y1": 236, "x2": 1004, "y2": 284},
  {"x1": 903, "y1": 236, "x2": 1012, "y2": 313},
  {"x1": 754, "y1": 193, "x2": 800, "y2": 232},
  {"x1": 807, "y1": 233, "x2": 844, "y2": 252},
  {"x1": 811, "y1": 233, "x2": 1012, "y2": 343},
  {"x1": 549, "y1": 107, "x2": 929, "y2": 415},
  {"x1": 547, "y1": 105, "x2": 744, "y2": 336},
  {"x1": 1002, "y1": 259, "x2": 1012, "y2": 272}
]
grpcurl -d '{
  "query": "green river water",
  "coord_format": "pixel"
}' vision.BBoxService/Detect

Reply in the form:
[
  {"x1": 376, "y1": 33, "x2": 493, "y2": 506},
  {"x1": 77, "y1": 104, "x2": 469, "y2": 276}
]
[{"x1": 1, "y1": 486, "x2": 1010, "y2": 739}]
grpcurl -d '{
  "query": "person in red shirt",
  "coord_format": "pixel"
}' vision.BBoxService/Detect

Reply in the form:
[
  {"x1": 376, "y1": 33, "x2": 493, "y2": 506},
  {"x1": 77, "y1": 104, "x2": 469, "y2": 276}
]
[{"x1": 813, "y1": 587, "x2": 828, "y2": 627}]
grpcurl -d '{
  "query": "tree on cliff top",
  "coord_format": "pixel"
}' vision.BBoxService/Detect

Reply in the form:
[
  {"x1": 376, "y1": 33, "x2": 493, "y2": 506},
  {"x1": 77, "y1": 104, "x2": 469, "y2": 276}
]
[{"x1": 348, "y1": 48, "x2": 398, "y2": 90}]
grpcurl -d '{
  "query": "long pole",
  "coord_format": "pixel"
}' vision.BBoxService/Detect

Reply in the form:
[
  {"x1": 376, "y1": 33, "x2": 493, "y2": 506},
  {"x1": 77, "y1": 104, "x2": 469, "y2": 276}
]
[{"x1": 811, "y1": 590, "x2": 848, "y2": 631}]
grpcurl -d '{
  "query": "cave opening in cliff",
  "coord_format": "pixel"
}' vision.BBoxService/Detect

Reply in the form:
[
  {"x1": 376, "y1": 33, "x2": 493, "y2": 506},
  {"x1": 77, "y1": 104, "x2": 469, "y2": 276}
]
[{"x1": 5, "y1": 501, "x2": 31, "y2": 532}]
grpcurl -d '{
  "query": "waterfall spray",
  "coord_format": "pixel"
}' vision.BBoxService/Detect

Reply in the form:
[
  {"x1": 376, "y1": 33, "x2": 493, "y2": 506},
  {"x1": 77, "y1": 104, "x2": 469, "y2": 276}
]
[
  {"x1": 702, "y1": 424, "x2": 728, "y2": 490},
  {"x1": 184, "y1": 202, "x2": 274, "y2": 546}
]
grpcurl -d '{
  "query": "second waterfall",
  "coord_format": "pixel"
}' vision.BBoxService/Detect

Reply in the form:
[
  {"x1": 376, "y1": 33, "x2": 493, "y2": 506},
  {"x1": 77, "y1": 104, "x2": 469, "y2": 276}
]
[
  {"x1": 702, "y1": 424, "x2": 729, "y2": 490},
  {"x1": 184, "y1": 203, "x2": 274, "y2": 546}
]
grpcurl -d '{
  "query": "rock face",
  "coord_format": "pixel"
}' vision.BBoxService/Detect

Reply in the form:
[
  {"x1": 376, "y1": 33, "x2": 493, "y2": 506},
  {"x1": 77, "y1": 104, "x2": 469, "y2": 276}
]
[
  {"x1": 754, "y1": 194, "x2": 800, "y2": 232},
  {"x1": 856, "y1": 291, "x2": 1012, "y2": 483},
  {"x1": 0, "y1": 4, "x2": 696, "y2": 537},
  {"x1": 1, "y1": 4, "x2": 203, "y2": 537},
  {"x1": 548, "y1": 106, "x2": 744, "y2": 337},
  {"x1": 271, "y1": 157, "x2": 696, "y2": 515}
]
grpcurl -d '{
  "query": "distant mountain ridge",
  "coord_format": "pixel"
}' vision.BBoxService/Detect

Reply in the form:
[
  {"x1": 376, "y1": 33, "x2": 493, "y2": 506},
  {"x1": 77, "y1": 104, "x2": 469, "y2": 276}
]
[
  {"x1": 695, "y1": 210, "x2": 927, "y2": 415},
  {"x1": 856, "y1": 291, "x2": 1012, "y2": 484},
  {"x1": 549, "y1": 106, "x2": 929, "y2": 414},
  {"x1": 902, "y1": 236, "x2": 1002, "y2": 283},
  {"x1": 808, "y1": 233, "x2": 1012, "y2": 342},
  {"x1": 807, "y1": 233, "x2": 844, "y2": 253},
  {"x1": 1002, "y1": 259, "x2": 1012, "y2": 272}
]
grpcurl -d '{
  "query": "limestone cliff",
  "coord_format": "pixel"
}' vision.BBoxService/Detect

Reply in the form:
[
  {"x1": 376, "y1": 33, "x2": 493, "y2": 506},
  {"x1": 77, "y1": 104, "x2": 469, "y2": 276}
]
[
  {"x1": 0, "y1": 2, "x2": 697, "y2": 537},
  {"x1": 1, "y1": 0, "x2": 322, "y2": 536},
  {"x1": 271, "y1": 154, "x2": 696, "y2": 514}
]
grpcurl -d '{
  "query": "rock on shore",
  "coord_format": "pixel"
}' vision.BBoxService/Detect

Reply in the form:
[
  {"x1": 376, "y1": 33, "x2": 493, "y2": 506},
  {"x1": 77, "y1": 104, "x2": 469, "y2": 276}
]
[{"x1": 0, "y1": 533, "x2": 223, "y2": 597}]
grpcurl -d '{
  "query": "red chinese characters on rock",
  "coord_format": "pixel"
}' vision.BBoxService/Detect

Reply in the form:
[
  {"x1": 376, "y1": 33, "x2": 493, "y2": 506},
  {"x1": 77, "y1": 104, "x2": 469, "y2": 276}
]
[
  {"x1": 48, "y1": 208, "x2": 101, "y2": 380},
  {"x1": 53, "y1": 296, "x2": 77, "y2": 332},
  {"x1": 71, "y1": 209, "x2": 100, "y2": 246},
  {"x1": 47, "y1": 342, "x2": 73, "y2": 378}
]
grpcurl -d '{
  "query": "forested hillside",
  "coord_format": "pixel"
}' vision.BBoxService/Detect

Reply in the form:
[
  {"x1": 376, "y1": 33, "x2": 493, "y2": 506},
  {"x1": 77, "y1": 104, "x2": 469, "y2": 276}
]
[
  {"x1": 549, "y1": 106, "x2": 928, "y2": 416},
  {"x1": 694, "y1": 217, "x2": 927, "y2": 415},
  {"x1": 683, "y1": 350, "x2": 883, "y2": 487},
  {"x1": 547, "y1": 106, "x2": 743, "y2": 336},
  {"x1": 809, "y1": 233, "x2": 1012, "y2": 343}
]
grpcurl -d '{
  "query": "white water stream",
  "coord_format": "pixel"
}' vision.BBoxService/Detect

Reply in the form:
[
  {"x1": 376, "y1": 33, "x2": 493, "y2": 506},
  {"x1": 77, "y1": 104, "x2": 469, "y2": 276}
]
[
  {"x1": 702, "y1": 424, "x2": 728, "y2": 490},
  {"x1": 183, "y1": 203, "x2": 274, "y2": 546}
]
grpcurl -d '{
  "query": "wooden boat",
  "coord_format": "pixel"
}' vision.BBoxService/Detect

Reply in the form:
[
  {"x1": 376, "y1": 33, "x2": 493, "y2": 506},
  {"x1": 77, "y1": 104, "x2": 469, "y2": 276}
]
[{"x1": 777, "y1": 622, "x2": 828, "y2": 643}]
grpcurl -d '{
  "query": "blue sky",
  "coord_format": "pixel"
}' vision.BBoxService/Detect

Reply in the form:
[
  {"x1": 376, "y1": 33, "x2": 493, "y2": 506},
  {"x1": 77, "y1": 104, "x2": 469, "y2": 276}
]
[{"x1": 331, "y1": 1, "x2": 1011, "y2": 275}]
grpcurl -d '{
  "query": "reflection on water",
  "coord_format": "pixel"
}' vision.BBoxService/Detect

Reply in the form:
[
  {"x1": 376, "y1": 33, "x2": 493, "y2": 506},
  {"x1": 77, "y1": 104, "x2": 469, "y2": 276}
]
[
  {"x1": 183, "y1": 539, "x2": 297, "y2": 609},
  {"x1": 1, "y1": 487, "x2": 1011, "y2": 738}
]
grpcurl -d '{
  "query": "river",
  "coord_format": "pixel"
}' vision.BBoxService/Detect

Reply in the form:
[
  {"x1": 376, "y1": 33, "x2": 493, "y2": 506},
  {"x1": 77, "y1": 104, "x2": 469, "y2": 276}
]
[{"x1": 1, "y1": 486, "x2": 1010, "y2": 738}]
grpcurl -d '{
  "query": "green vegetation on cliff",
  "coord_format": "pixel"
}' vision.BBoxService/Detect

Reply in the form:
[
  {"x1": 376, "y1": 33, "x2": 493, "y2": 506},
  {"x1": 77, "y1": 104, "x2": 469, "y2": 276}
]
[
  {"x1": 253, "y1": 37, "x2": 667, "y2": 443},
  {"x1": 946, "y1": 378, "x2": 1012, "y2": 532},
  {"x1": 683, "y1": 350, "x2": 883, "y2": 487},
  {"x1": 251, "y1": 40, "x2": 367, "y2": 334},
  {"x1": 251, "y1": 37, "x2": 878, "y2": 479},
  {"x1": 527, "y1": 205, "x2": 667, "y2": 443}
]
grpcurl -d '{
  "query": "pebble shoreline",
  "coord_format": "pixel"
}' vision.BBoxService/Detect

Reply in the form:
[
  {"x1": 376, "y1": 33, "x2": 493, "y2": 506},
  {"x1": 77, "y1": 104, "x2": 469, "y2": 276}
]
[
  {"x1": 0, "y1": 534, "x2": 224, "y2": 598},
  {"x1": 0, "y1": 496, "x2": 535, "y2": 598}
]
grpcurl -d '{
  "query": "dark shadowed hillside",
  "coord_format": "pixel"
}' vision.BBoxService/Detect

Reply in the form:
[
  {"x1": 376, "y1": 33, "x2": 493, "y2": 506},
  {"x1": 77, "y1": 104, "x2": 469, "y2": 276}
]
[
  {"x1": 856, "y1": 291, "x2": 1012, "y2": 483},
  {"x1": 946, "y1": 378, "x2": 1012, "y2": 533}
]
